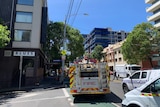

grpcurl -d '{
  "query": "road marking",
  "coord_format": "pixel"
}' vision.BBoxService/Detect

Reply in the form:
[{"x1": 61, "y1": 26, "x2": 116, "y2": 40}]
[
  {"x1": 63, "y1": 88, "x2": 75, "y2": 106},
  {"x1": 70, "y1": 102, "x2": 74, "y2": 106},
  {"x1": 111, "y1": 103, "x2": 120, "y2": 107},
  {"x1": 19, "y1": 93, "x2": 38, "y2": 98},
  {"x1": 62, "y1": 88, "x2": 70, "y2": 97},
  {"x1": 68, "y1": 98, "x2": 72, "y2": 101},
  {"x1": 8, "y1": 96, "x2": 67, "y2": 104}
]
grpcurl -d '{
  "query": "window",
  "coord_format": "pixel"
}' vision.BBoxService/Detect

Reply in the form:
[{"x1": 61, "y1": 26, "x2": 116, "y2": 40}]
[
  {"x1": 16, "y1": 12, "x2": 32, "y2": 23},
  {"x1": 142, "y1": 78, "x2": 160, "y2": 93},
  {"x1": 141, "y1": 72, "x2": 147, "y2": 78},
  {"x1": 119, "y1": 57, "x2": 122, "y2": 62},
  {"x1": 17, "y1": 0, "x2": 33, "y2": 5},
  {"x1": 14, "y1": 30, "x2": 31, "y2": 42},
  {"x1": 131, "y1": 66, "x2": 141, "y2": 70},
  {"x1": 131, "y1": 72, "x2": 140, "y2": 79}
]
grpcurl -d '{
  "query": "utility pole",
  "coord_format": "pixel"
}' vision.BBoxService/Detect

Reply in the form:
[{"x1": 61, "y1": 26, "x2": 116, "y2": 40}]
[
  {"x1": 61, "y1": 16, "x2": 67, "y2": 83},
  {"x1": 61, "y1": 13, "x2": 88, "y2": 83}
]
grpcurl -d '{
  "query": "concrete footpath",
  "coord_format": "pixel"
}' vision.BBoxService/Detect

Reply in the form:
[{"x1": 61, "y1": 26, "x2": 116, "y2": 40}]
[{"x1": 0, "y1": 76, "x2": 63, "y2": 95}]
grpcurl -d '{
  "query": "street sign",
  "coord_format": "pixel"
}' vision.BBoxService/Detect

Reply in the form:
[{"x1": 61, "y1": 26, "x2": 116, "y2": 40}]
[
  {"x1": 61, "y1": 50, "x2": 66, "y2": 55},
  {"x1": 13, "y1": 51, "x2": 35, "y2": 56}
]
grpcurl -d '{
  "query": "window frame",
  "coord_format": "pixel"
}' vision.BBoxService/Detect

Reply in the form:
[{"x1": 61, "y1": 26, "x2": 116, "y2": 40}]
[
  {"x1": 17, "y1": 0, "x2": 34, "y2": 6},
  {"x1": 141, "y1": 72, "x2": 147, "y2": 79},
  {"x1": 14, "y1": 29, "x2": 31, "y2": 42},
  {"x1": 131, "y1": 72, "x2": 140, "y2": 79},
  {"x1": 16, "y1": 12, "x2": 33, "y2": 23},
  {"x1": 142, "y1": 78, "x2": 160, "y2": 93}
]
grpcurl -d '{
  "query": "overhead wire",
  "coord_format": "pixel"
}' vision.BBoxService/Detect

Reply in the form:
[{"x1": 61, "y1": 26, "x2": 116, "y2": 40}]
[
  {"x1": 70, "y1": 0, "x2": 83, "y2": 26},
  {"x1": 66, "y1": 0, "x2": 74, "y2": 24}
]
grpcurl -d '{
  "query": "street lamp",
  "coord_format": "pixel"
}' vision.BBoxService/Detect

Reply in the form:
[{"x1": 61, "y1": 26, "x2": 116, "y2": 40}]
[{"x1": 61, "y1": 13, "x2": 88, "y2": 82}]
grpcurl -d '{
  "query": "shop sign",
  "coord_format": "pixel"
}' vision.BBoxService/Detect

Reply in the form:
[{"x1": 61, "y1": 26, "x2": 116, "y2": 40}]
[{"x1": 13, "y1": 51, "x2": 35, "y2": 56}]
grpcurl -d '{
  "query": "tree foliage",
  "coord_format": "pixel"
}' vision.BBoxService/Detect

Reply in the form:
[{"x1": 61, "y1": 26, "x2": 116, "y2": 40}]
[
  {"x1": 121, "y1": 22, "x2": 160, "y2": 64},
  {"x1": 91, "y1": 45, "x2": 104, "y2": 61},
  {"x1": 0, "y1": 24, "x2": 10, "y2": 48},
  {"x1": 44, "y1": 21, "x2": 84, "y2": 62}
]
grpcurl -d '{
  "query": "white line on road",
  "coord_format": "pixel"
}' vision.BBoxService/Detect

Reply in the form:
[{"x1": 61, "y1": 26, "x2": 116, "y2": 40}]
[
  {"x1": 63, "y1": 88, "x2": 75, "y2": 106},
  {"x1": 111, "y1": 103, "x2": 120, "y2": 107},
  {"x1": 62, "y1": 88, "x2": 70, "y2": 97},
  {"x1": 70, "y1": 102, "x2": 75, "y2": 106},
  {"x1": 19, "y1": 93, "x2": 38, "y2": 98},
  {"x1": 8, "y1": 96, "x2": 67, "y2": 104},
  {"x1": 68, "y1": 98, "x2": 72, "y2": 101}
]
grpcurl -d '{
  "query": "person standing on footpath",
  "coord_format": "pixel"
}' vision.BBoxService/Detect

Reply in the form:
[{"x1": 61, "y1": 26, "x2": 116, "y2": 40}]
[{"x1": 113, "y1": 70, "x2": 118, "y2": 80}]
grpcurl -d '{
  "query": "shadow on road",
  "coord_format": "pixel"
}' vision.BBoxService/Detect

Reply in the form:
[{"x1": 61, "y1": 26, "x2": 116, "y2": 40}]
[
  {"x1": 0, "y1": 92, "x2": 22, "y2": 105},
  {"x1": 73, "y1": 92, "x2": 122, "y2": 104},
  {"x1": 0, "y1": 76, "x2": 64, "y2": 105}
]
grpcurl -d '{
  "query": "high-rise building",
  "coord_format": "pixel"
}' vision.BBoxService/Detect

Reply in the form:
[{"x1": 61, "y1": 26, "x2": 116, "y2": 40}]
[
  {"x1": 83, "y1": 28, "x2": 128, "y2": 53},
  {"x1": 0, "y1": 0, "x2": 48, "y2": 88},
  {"x1": 145, "y1": 0, "x2": 160, "y2": 28}
]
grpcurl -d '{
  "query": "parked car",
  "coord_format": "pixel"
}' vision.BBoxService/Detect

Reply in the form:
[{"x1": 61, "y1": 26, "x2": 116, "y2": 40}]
[
  {"x1": 122, "y1": 75, "x2": 160, "y2": 107},
  {"x1": 122, "y1": 69, "x2": 160, "y2": 93}
]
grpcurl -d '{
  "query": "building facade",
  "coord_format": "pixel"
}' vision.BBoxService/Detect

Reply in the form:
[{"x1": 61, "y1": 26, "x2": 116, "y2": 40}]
[
  {"x1": 0, "y1": 0, "x2": 48, "y2": 88},
  {"x1": 145, "y1": 0, "x2": 160, "y2": 28},
  {"x1": 83, "y1": 28, "x2": 128, "y2": 53},
  {"x1": 102, "y1": 41, "x2": 127, "y2": 70},
  {"x1": 103, "y1": 40, "x2": 158, "y2": 70}
]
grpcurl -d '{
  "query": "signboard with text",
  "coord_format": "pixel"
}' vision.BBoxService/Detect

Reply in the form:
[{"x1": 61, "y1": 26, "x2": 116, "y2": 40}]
[{"x1": 13, "y1": 51, "x2": 35, "y2": 56}]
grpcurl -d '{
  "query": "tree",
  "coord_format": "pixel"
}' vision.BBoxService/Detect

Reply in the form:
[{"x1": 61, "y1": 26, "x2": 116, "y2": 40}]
[
  {"x1": 121, "y1": 22, "x2": 160, "y2": 65},
  {"x1": 44, "y1": 21, "x2": 84, "y2": 62},
  {"x1": 91, "y1": 45, "x2": 104, "y2": 61},
  {"x1": 0, "y1": 24, "x2": 10, "y2": 48}
]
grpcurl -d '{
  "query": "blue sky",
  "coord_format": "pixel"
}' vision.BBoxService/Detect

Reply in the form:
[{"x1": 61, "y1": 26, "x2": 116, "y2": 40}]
[{"x1": 48, "y1": 0, "x2": 149, "y2": 34}]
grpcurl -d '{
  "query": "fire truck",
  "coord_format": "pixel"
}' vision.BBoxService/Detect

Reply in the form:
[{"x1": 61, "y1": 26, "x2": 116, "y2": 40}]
[{"x1": 69, "y1": 62, "x2": 110, "y2": 96}]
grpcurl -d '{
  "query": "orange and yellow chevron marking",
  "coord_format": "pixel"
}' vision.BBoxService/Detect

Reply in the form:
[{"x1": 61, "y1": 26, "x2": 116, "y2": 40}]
[
  {"x1": 81, "y1": 88, "x2": 99, "y2": 91},
  {"x1": 141, "y1": 93, "x2": 160, "y2": 97},
  {"x1": 69, "y1": 66, "x2": 75, "y2": 74},
  {"x1": 69, "y1": 66, "x2": 76, "y2": 88}
]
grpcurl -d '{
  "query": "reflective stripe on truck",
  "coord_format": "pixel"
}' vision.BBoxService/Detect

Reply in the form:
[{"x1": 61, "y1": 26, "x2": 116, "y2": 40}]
[{"x1": 69, "y1": 66, "x2": 75, "y2": 89}]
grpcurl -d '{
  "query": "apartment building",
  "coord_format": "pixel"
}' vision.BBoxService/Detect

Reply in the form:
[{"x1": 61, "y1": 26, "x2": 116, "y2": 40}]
[
  {"x1": 145, "y1": 0, "x2": 160, "y2": 28},
  {"x1": 103, "y1": 40, "x2": 158, "y2": 70},
  {"x1": 0, "y1": 0, "x2": 48, "y2": 88},
  {"x1": 84, "y1": 28, "x2": 128, "y2": 53},
  {"x1": 103, "y1": 41, "x2": 127, "y2": 70}
]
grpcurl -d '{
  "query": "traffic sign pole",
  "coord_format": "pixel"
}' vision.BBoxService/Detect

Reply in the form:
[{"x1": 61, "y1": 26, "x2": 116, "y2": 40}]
[{"x1": 19, "y1": 56, "x2": 23, "y2": 90}]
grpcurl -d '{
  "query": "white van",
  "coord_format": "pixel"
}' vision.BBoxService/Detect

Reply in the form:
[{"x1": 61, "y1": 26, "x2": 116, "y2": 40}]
[
  {"x1": 115, "y1": 64, "x2": 141, "y2": 78},
  {"x1": 122, "y1": 69, "x2": 160, "y2": 93},
  {"x1": 122, "y1": 75, "x2": 160, "y2": 107}
]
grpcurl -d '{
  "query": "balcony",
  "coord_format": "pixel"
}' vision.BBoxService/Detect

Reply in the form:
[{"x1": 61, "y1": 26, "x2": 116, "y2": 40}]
[
  {"x1": 147, "y1": 12, "x2": 160, "y2": 21},
  {"x1": 145, "y1": 0, "x2": 155, "y2": 4},
  {"x1": 146, "y1": 1, "x2": 160, "y2": 12},
  {"x1": 154, "y1": 22, "x2": 160, "y2": 28}
]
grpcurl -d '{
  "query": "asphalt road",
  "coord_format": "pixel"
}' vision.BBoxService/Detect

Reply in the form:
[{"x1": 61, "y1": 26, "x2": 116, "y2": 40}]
[
  {"x1": 0, "y1": 76, "x2": 124, "y2": 107},
  {"x1": 110, "y1": 77, "x2": 124, "y2": 107}
]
